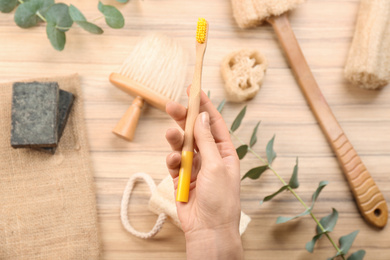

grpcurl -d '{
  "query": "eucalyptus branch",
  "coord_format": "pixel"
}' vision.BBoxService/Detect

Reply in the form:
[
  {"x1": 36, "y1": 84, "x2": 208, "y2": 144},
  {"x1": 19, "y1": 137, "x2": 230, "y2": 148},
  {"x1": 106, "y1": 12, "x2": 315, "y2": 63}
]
[
  {"x1": 230, "y1": 130, "x2": 345, "y2": 259},
  {"x1": 0, "y1": 0, "x2": 127, "y2": 51},
  {"x1": 222, "y1": 103, "x2": 365, "y2": 260}
]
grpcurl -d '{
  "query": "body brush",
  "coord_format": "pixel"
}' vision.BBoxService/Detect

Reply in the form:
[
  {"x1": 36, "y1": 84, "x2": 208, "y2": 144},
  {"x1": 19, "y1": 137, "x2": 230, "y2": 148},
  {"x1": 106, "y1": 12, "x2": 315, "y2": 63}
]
[
  {"x1": 110, "y1": 34, "x2": 188, "y2": 141},
  {"x1": 231, "y1": 0, "x2": 388, "y2": 228},
  {"x1": 176, "y1": 18, "x2": 209, "y2": 203}
]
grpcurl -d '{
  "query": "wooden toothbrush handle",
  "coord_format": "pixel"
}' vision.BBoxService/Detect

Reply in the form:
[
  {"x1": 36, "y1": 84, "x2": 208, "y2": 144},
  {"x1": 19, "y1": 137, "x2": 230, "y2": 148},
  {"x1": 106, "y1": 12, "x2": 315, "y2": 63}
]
[
  {"x1": 113, "y1": 96, "x2": 144, "y2": 141},
  {"x1": 268, "y1": 13, "x2": 388, "y2": 228}
]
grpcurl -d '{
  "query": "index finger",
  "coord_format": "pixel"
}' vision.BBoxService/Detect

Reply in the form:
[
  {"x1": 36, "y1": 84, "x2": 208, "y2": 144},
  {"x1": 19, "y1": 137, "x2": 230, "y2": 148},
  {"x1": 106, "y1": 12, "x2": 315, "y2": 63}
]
[{"x1": 166, "y1": 86, "x2": 231, "y2": 146}]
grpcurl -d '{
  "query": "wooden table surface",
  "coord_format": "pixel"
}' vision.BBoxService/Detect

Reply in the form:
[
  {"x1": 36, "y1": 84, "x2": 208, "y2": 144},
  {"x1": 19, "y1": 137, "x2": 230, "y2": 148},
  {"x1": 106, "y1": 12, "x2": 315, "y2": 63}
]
[{"x1": 1, "y1": 0, "x2": 389, "y2": 259}]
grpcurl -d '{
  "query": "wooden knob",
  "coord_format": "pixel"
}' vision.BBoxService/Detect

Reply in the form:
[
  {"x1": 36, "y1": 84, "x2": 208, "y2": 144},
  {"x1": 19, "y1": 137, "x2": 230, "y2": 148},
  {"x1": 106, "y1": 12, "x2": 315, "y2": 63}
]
[{"x1": 113, "y1": 96, "x2": 145, "y2": 141}]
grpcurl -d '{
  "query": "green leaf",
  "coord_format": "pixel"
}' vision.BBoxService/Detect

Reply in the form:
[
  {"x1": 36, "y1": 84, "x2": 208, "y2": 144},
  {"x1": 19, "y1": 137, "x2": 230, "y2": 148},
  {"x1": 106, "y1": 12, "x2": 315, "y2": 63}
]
[
  {"x1": 46, "y1": 22, "x2": 65, "y2": 51},
  {"x1": 69, "y1": 5, "x2": 103, "y2": 34},
  {"x1": 230, "y1": 106, "x2": 246, "y2": 132},
  {"x1": 98, "y1": 1, "x2": 124, "y2": 29},
  {"x1": 311, "y1": 181, "x2": 329, "y2": 206},
  {"x1": 339, "y1": 230, "x2": 359, "y2": 256},
  {"x1": 276, "y1": 181, "x2": 328, "y2": 224},
  {"x1": 260, "y1": 185, "x2": 288, "y2": 205},
  {"x1": 305, "y1": 233, "x2": 322, "y2": 253},
  {"x1": 266, "y1": 135, "x2": 276, "y2": 165},
  {"x1": 207, "y1": 90, "x2": 210, "y2": 98},
  {"x1": 288, "y1": 157, "x2": 299, "y2": 189},
  {"x1": 217, "y1": 99, "x2": 226, "y2": 113},
  {"x1": 249, "y1": 121, "x2": 261, "y2": 148},
  {"x1": 44, "y1": 3, "x2": 73, "y2": 32},
  {"x1": 347, "y1": 250, "x2": 366, "y2": 260},
  {"x1": 276, "y1": 208, "x2": 311, "y2": 224},
  {"x1": 0, "y1": 0, "x2": 19, "y2": 13},
  {"x1": 241, "y1": 165, "x2": 268, "y2": 181},
  {"x1": 14, "y1": 0, "x2": 54, "y2": 28},
  {"x1": 116, "y1": 0, "x2": 129, "y2": 3},
  {"x1": 69, "y1": 4, "x2": 86, "y2": 21},
  {"x1": 76, "y1": 21, "x2": 104, "y2": 34},
  {"x1": 236, "y1": 145, "x2": 248, "y2": 160},
  {"x1": 316, "y1": 208, "x2": 338, "y2": 234}
]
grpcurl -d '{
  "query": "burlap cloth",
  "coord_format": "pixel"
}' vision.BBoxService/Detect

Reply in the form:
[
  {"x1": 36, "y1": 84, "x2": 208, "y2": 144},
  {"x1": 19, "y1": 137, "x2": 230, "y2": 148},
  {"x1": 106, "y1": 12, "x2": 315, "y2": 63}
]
[{"x1": 0, "y1": 74, "x2": 101, "y2": 259}]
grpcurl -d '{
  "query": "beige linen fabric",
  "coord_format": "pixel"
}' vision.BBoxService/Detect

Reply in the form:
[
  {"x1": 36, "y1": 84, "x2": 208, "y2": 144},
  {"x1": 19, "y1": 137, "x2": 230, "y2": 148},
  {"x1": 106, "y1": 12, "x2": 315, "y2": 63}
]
[{"x1": 0, "y1": 74, "x2": 101, "y2": 259}]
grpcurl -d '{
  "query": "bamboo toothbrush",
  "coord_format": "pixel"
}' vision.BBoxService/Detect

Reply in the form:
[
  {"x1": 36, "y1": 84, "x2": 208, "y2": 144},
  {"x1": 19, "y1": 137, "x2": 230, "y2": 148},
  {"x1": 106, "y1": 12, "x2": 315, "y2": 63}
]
[
  {"x1": 110, "y1": 34, "x2": 188, "y2": 141},
  {"x1": 176, "y1": 18, "x2": 209, "y2": 203}
]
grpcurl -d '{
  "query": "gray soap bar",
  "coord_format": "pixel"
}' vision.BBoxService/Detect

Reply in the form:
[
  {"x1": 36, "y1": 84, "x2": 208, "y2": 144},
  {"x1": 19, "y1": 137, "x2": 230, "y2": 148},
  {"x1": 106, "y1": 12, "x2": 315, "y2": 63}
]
[
  {"x1": 11, "y1": 81, "x2": 59, "y2": 148},
  {"x1": 40, "y1": 89, "x2": 75, "y2": 154}
]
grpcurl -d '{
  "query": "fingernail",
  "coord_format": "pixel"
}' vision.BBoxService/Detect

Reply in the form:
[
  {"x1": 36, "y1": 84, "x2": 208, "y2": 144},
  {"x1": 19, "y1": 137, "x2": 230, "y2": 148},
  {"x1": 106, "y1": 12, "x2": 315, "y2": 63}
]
[{"x1": 201, "y1": 112, "x2": 210, "y2": 129}]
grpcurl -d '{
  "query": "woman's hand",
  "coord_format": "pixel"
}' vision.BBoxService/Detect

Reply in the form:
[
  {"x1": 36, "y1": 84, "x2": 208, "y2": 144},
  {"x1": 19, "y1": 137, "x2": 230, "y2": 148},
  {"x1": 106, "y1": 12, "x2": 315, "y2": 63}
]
[{"x1": 165, "y1": 89, "x2": 243, "y2": 259}]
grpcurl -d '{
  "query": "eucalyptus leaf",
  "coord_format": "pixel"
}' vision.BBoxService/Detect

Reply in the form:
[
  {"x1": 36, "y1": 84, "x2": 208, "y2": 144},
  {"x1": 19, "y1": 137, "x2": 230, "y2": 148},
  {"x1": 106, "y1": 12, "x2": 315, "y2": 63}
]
[
  {"x1": 69, "y1": 5, "x2": 103, "y2": 34},
  {"x1": 260, "y1": 185, "x2": 287, "y2": 205},
  {"x1": 230, "y1": 106, "x2": 246, "y2": 132},
  {"x1": 77, "y1": 21, "x2": 103, "y2": 34},
  {"x1": 14, "y1": 0, "x2": 54, "y2": 28},
  {"x1": 276, "y1": 181, "x2": 328, "y2": 224},
  {"x1": 347, "y1": 250, "x2": 366, "y2": 260},
  {"x1": 46, "y1": 21, "x2": 65, "y2": 50},
  {"x1": 266, "y1": 135, "x2": 276, "y2": 165},
  {"x1": 305, "y1": 233, "x2": 322, "y2": 253},
  {"x1": 249, "y1": 121, "x2": 261, "y2": 148},
  {"x1": 338, "y1": 230, "x2": 359, "y2": 256},
  {"x1": 69, "y1": 4, "x2": 86, "y2": 21},
  {"x1": 311, "y1": 181, "x2": 329, "y2": 206},
  {"x1": 0, "y1": 0, "x2": 19, "y2": 13},
  {"x1": 241, "y1": 165, "x2": 268, "y2": 181},
  {"x1": 276, "y1": 208, "x2": 311, "y2": 224},
  {"x1": 44, "y1": 3, "x2": 73, "y2": 32},
  {"x1": 288, "y1": 157, "x2": 299, "y2": 189},
  {"x1": 236, "y1": 145, "x2": 248, "y2": 160},
  {"x1": 217, "y1": 99, "x2": 226, "y2": 113},
  {"x1": 116, "y1": 0, "x2": 129, "y2": 2},
  {"x1": 98, "y1": 1, "x2": 124, "y2": 29},
  {"x1": 316, "y1": 208, "x2": 338, "y2": 234}
]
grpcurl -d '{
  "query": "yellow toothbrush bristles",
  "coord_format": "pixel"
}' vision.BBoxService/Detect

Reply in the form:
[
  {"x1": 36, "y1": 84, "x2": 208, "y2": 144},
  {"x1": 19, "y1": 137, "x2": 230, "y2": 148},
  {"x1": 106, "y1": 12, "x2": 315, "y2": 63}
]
[{"x1": 196, "y1": 18, "x2": 207, "y2": 44}]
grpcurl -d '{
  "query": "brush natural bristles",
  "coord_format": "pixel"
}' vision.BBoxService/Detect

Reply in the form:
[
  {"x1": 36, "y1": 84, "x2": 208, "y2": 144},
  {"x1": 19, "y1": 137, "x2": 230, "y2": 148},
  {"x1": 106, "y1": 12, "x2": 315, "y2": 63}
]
[
  {"x1": 119, "y1": 34, "x2": 188, "y2": 102},
  {"x1": 231, "y1": 0, "x2": 305, "y2": 29},
  {"x1": 196, "y1": 18, "x2": 207, "y2": 44}
]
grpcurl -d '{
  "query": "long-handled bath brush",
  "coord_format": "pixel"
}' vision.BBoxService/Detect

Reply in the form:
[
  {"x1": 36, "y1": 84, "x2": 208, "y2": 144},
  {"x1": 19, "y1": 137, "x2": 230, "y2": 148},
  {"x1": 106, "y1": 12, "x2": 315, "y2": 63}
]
[
  {"x1": 176, "y1": 18, "x2": 209, "y2": 203},
  {"x1": 231, "y1": 0, "x2": 388, "y2": 228},
  {"x1": 110, "y1": 34, "x2": 188, "y2": 141}
]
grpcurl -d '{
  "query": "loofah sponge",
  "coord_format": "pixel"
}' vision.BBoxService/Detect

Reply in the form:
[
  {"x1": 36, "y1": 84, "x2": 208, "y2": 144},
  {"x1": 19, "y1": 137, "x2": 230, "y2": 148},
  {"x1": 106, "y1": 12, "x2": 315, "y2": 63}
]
[
  {"x1": 221, "y1": 49, "x2": 268, "y2": 102},
  {"x1": 231, "y1": 0, "x2": 305, "y2": 29},
  {"x1": 344, "y1": 0, "x2": 390, "y2": 89}
]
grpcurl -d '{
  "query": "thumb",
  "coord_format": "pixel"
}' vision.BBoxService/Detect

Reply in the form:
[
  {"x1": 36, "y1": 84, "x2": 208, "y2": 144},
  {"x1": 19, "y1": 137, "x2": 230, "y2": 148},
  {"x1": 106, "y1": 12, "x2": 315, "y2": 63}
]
[{"x1": 194, "y1": 112, "x2": 222, "y2": 165}]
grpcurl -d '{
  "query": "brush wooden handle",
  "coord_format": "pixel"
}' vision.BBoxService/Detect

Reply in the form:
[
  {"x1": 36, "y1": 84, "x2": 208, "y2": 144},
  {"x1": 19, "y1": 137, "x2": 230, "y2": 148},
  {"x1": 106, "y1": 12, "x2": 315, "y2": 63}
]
[
  {"x1": 109, "y1": 72, "x2": 171, "y2": 111},
  {"x1": 113, "y1": 96, "x2": 144, "y2": 141},
  {"x1": 268, "y1": 13, "x2": 388, "y2": 228}
]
